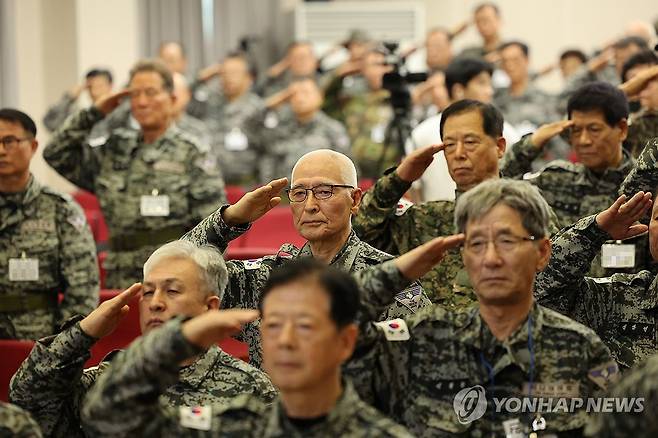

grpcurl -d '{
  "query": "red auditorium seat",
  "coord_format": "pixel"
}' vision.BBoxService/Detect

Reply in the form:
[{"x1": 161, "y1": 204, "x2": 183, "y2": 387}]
[
  {"x1": 97, "y1": 251, "x2": 107, "y2": 289},
  {"x1": 242, "y1": 207, "x2": 305, "y2": 248},
  {"x1": 72, "y1": 190, "x2": 109, "y2": 246},
  {"x1": 359, "y1": 178, "x2": 374, "y2": 192},
  {"x1": 0, "y1": 340, "x2": 35, "y2": 402},
  {"x1": 226, "y1": 185, "x2": 247, "y2": 204}
]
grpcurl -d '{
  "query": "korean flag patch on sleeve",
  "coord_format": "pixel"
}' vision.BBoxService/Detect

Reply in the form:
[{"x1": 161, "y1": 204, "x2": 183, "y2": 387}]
[
  {"x1": 373, "y1": 318, "x2": 410, "y2": 341},
  {"x1": 395, "y1": 198, "x2": 414, "y2": 216}
]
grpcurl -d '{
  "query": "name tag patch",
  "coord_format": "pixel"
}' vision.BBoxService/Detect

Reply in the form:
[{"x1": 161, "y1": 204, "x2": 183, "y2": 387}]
[
  {"x1": 179, "y1": 406, "x2": 211, "y2": 431},
  {"x1": 9, "y1": 258, "x2": 39, "y2": 281},
  {"x1": 601, "y1": 243, "x2": 635, "y2": 268},
  {"x1": 140, "y1": 195, "x2": 170, "y2": 217}
]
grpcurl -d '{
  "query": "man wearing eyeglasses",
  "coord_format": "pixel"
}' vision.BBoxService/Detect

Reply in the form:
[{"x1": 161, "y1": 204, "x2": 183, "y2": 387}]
[
  {"x1": 0, "y1": 108, "x2": 99, "y2": 339},
  {"x1": 183, "y1": 149, "x2": 431, "y2": 371},
  {"x1": 43, "y1": 59, "x2": 226, "y2": 290},
  {"x1": 353, "y1": 179, "x2": 618, "y2": 436}
]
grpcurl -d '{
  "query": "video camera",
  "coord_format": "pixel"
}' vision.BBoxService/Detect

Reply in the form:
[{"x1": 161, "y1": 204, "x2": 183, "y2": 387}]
[{"x1": 381, "y1": 41, "x2": 427, "y2": 112}]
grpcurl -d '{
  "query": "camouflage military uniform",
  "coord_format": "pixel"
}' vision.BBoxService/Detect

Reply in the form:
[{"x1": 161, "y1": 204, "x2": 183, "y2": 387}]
[
  {"x1": 342, "y1": 89, "x2": 405, "y2": 179},
  {"x1": 183, "y1": 206, "x2": 430, "y2": 367},
  {"x1": 0, "y1": 401, "x2": 42, "y2": 438},
  {"x1": 351, "y1": 302, "x2": 618, "y2": 437},
  {"x1": 187, "y1": 87, "x2": 264, "y2": 185},
  {"x1": 502, "y1": 135, "x2": 635, "y2": 228},
  {"x1": 585, "y1": 352, "x2": 658, "y2": 437},
  {"x1": 625, "y1": 110, "x2": 658, "y2": 157},
  {"x1": 43, "y1": 107, "x2": 226, "y2": 289},
  {"x1": 81, "y1": 318, "x2": 412, "y2": 437},
  {"x1": 535, "y1": 214, "x2": 658, "y2": 369},
  {"x1": 257, "y1": 72, "x2": 328, "y2": 99},
  {"x1": 9, "y1": 316, "x2": 276, "y2": 438},
  {"x1": 494, "y1": 85, "x2": 570, "y2": 170},
  {"x1": 0, "y1": 176, "x2": 98, "y2": 340},
  {"x1": 322, "y1": 72, "x2": 370, "y2": 122},
  {"x1": 352, "y1": 170, "x2": 472, "y2": 308},
  {"x1": 177, "y1": 113, "x2": 212, "y2": 149},
  {"x1": 244, "y1": 109, "x2": 351, "y2": 184}
]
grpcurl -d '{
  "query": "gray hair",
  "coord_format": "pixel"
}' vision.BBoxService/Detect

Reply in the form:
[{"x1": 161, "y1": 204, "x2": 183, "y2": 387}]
[
  {"x1": 454, "y1": 179, "x2": 551, "y2": 238},
  {"x1": 143, "y1": 240, "x2": 228, "y2": 300},
  {"x1": 291, "y1": 149, "x2": 358, "y2": 187}
]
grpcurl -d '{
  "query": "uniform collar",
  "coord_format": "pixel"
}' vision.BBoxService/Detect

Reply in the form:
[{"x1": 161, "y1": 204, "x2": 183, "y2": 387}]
[
  {"x1": 177, "y1": 344, "x2": 221, "y2": 389},
  {"x1": 458, "y1": 301, "x2": 544, "y2": 374},
  {"x1": 577, "y1": 149, "x2": 634, "y2": 185},
  {"x1": 298, "y1": 230, "x2": 361, "y2": 269},
  {"x1": 0, "y1": 174, "x2": 40, "y2": 207},
  {"x1": 264, "y1": 380, "x2": 360, "y2": 436}
]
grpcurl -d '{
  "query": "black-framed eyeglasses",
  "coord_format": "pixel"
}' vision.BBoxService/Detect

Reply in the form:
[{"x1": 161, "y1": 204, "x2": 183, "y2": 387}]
[
  {"x1": 285, "y1": 184, "x2": 354, "y2": 202},
  {"x1": 463, "y1": 234, "x2": 536, "y2": 255},
  {"x1": 0, "y1": 136, "x2": 32, "y2": 151}
]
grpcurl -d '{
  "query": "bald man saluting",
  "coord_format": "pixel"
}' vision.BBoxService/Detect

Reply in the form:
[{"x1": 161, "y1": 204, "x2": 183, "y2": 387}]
[{"x1": 183, "y1": 149, "x2": 431, "y2": 368}]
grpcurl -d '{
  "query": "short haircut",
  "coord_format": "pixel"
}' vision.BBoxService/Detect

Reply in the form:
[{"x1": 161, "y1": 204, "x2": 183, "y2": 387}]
[
  {"x1": 224, "y1": 51, "x2": 258, "y2": 80},
  {"x1": 427, "y1": 27, "x2": 453, "y2": 42},
  {"x1": 445, "y1": 58, "x2": 494, "y2": 99},
  {"x1": 129, "y1": 59, "x2": 174, "y2": 93},
  {"x1": 474, "y1": 2, "x2": 500, "y2": 15},
  {"x1": 440, "y1": 99, "x2": 504, "y2": 141},
  {"x1": 614, "y1": 36, "x2": 649, "y2": 50},
  {"x1": 0, "y1": 108, "x2": 37, "y2": 137},
  {"x1": 158, "y1": 41, "x2": 186, "y2": 56},
  {"x1": 559, "y1": 49, "x2": 588, "y2": 64},
  {"x1": 567, "y1": 81, "x2": 629, "y2": 126},
  {"x1": 621, "y1": 50, "x2": 658, "y2": 82},
  {"x1": 291, "y1": 149, "x2": 358, "y2": 187},
  {"x1": 258, "y1": 258, "x2": 360, "y2": 328},
  {"x1": 499, "y1": 40, "x2": 529, "y2": 57},
  {"x1": 85, "y1": 68, "x2": 113, "y2": 84},
  {"x1": 143, "y1": 240, "x2": 228, "y2": 301},
  {"x1": 454, "y1": 179, "x2": 551, "y2": 238}
]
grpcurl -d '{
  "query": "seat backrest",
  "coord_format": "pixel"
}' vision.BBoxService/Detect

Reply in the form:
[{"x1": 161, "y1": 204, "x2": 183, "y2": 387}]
[
  {"x1": 243, "y1": 207, "x2": 305, "y2": 248},
  {"x1": 0, "y1": 340, "x2": 35, "y2": 402}
]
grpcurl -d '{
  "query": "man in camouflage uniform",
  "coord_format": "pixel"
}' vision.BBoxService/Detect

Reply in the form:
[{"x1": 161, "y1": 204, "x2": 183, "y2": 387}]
[
  {"x1": 0, "y1": 402, "x2": 42, "y2": 437},
  {"x1": 170, "y1": 72, "x2": 211, "y2": 148},
  {"x1": 534, "y1": 191, "x2": 657, "y2": 369},
  {"x1": 82, "y1": 259, "x2": 416, "y2": 437},
  {"x1": 501, "y1": 82, "x2": 640, "y2": 276},
  {"x1": 183, "y1": 150, "x2": 431, "y2": 367},
  {"x1": 354, "y1": 100, "x2": 551, "y2": 308},
  {"x1": 257, "y1": 41, "x2": 324, "y2": 98},
  {"x1": 43, "y1": 68, "x2": 113, "y2": 134},
  {"x1": 43, "y1": 59, "x2": 226, "y2": 290},
  {"x1": 585, "y1": 351, "x2": 658, "y2": 437},
  {"x1": 622, "y1": 58, "x2": 658, "y2": 157},
  {"x1": 342, "y1": 49, "x2": 402, "y2": 179},
  {"x1": 0, "y1": 109, "x2": 98, "y2": 340},
  {"x1": 244, "y1": 79, "x2": 350, "y2": 184},
  {"x1": 187, "y1": 52, "x2": 264, "y2": 185},
  {"x1": 10, "y1": 240, "x2": 276, "y2": 438},
  {"x1": 494, "y1": 41, "x2": 569, "y2": 170},
  {"x1": 352, "y1": 179, "x2": 618, "y2": 437}
]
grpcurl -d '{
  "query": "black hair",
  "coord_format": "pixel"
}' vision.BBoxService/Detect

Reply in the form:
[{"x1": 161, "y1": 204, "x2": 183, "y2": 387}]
[
  {"x1": 499, "y1": 40, "x2": 529, "y2": 57},
  {"x1": 621, "y1": 50, "x2": 658, "y2": 82},
  {"x1": 129, "y1": 59, "x2": 174, "y2": 93},
  {"x1": 474, "y1": 2, "x2": 500, "y2": 16},
  {"x1": 614, "y1": 36, "x2": 649, "y2": 50},
  {"x1": 559, "y1": 49, "x2": 587, "y2": 64},
  {"x1": 224, "y1": 51, "x2": 259, "y2": 81},
  {"x1": 567, "y1": 81, "x2": 629, "y2": 126},
  {"x1": 85, "y1": 68, "x2": 113, "y2": 84},
  {"x1": 440, "y1": 99, "x2": 504, "y2": 140},
  {"x1": 0, "y1": 108, "x2": 37, "y2": 137},
  {"x1": 445, "y1": 58, "x2": 494, "y2": 99},
  {"x1": 259, "y1": 258, "x2": 360, "y2": 328}
]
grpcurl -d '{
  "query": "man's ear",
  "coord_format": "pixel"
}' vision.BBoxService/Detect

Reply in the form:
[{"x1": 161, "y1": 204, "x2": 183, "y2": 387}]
[
  {"x1": 452, "y1": 84, "x2": 465, "y2": 100},
  {"x1": 536, "y1": 238, "x2": 552, "y2": 272},
  {"x1": 337, "y1": 323, "x2": 359, "y2": 364},
  {"x1": 617, "y1": 118, "x2": 628, "y2": 142},
  {"x1": 206, "y1": 295, "x2": 220, "y2": 310},
  {"x1": 350, "y1": 188, "x2": 363, "y2": 215},
  {"x1": 496, "y1": 136, "x2": 506, "y2": 158}
]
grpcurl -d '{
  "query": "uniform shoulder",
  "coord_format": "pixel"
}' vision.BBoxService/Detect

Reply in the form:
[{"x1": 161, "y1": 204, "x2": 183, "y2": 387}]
[
  {"x1": 539, "y1": 305, "x2": 602, "y2": 341},
  {"x1": 606, "y1": 270, "x2": 654, "y2": 286},
  {"x1": 535, "y1": 159, "x2": 582, "y2": 175},
  {"x1": 357, "y1": 240, "x2": 394, "y2": 263},
  {"x1": 350, "y1": 398, "x2": 411, "y2": 436},
  {"x1": 213, "y1": 393, "x2": 270, "y2": 417},
  {"x1": 406, "y1": 304, "x2": 454, "y2": 330},
  {"x1": 40, "y1": 185, "x2": 75, "y2": 203},
  {"x1": 215, "y1": 348, "x2": 269, "y2": 380},
  {"x1": 167, "y1": 126, "x2": 208, "y2": 153}
]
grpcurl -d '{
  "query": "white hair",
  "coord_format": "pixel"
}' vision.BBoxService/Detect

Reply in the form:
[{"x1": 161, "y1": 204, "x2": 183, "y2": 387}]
[
  {"x1": 291, "y1": 149, "x2": 358, "y2": 187},
  {"x1": 143, "y1": 240, "x2": 228, "y2": 301}
]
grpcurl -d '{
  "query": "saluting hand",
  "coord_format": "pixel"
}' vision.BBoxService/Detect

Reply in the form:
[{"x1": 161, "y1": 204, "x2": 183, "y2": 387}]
[
  {"x1": 182, "y1": 309, "x2": 260, "y2": 350},
  {"x1": 530, "y1": 120, "x2": 574, "y2": 149},
  {"x1": 595, "y1": 192, "x2": 653, "y2": 241},
  {"x1": 396, "y1": 144, "x2": 445, "y2": 183},
  {"x1": 222, "y1": 177, "x2": 289, "y2": 226},
  {"x1": 79, "y1": 283, "x2": 142, "y2": 339},
  {"x1": 94, "y1": 89, "x2": 131, "y2": 116}
]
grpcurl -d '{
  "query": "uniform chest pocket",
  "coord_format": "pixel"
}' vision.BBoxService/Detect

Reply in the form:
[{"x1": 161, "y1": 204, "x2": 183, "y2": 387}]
[{"x1": 9, "y1": 234, "x2": 60, "y2": 287}]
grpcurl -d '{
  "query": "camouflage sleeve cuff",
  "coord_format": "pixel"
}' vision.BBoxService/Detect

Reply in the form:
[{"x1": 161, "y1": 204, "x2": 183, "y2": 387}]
[
  {"x1": 373, "y1": 170, "x2": 413, "y2": 207},
  {"x1": 41, "y1": 321, "x2": 97, "y2": 359},
  {"x1": 356, "y1": 260, "x2": 413, "y2": 313},
  {"x1": 69, "y1": 107, "x2": 105, "y2": 131},
  {"x1": 514, "y1": 134, "x2": 544, "y2": 162},
  {"x1": 155, "y1": 318, "x2": 206, "y2": 367},
  {"x1": 215, "y1": 205, "x2": 252, "y2": 241},
  {"x1": 574, "y1": 214, "x2": 613, "y2": 244}
]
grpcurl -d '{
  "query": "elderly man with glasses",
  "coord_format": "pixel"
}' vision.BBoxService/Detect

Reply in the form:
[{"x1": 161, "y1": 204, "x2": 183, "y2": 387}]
[{"x1": 183, "y1": 149, "x2": 431, "y2": 371}]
